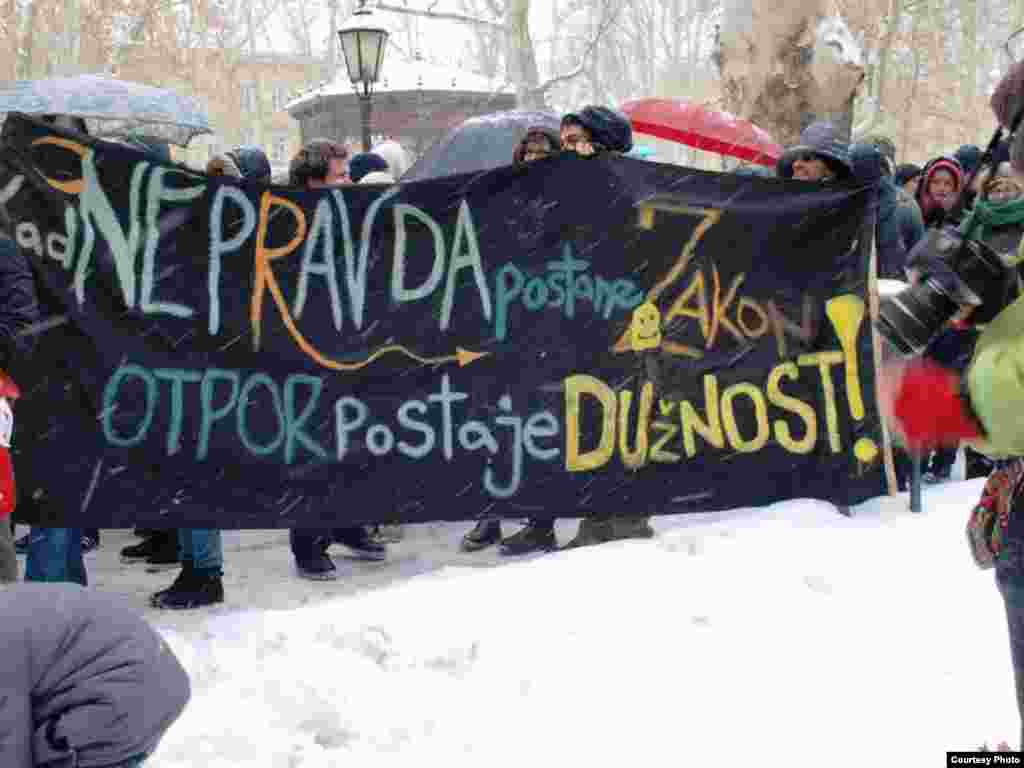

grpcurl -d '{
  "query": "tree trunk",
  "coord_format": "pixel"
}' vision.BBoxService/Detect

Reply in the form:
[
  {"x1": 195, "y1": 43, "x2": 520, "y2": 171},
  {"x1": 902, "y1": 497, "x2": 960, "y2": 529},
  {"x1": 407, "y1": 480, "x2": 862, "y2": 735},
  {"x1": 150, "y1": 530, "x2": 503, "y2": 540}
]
[
  {"x1": 716, "y1": 0, "x2": 864, "y2": 146},
  {"x1": 505, "y1": 0, "x2": 543, "y2": 108},
  {"x1": 959, "y1": 0, "x2": 978, "y2": 140}
]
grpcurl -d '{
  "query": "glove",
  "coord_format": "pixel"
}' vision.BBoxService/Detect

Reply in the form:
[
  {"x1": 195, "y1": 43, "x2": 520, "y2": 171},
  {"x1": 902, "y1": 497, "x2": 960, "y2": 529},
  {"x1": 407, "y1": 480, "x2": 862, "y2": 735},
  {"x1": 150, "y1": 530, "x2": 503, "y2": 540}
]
[{"x1": 891, "y1": 358, "x2": 982, "y2": 453}]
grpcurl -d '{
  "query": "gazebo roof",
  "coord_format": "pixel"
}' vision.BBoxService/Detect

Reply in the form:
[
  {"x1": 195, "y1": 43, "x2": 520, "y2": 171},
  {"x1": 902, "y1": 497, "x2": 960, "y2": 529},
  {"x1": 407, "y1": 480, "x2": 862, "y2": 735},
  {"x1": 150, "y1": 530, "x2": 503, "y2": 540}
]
[{"x1": 286, "y1": 56, "x2": 511, "y2": 115}]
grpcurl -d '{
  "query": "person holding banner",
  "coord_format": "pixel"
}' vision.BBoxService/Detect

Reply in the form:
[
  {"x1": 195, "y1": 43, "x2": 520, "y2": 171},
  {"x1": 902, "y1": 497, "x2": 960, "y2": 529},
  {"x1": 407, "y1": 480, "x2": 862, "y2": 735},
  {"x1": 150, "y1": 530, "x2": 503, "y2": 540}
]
[
  {"x1": 776, "y1": 122, "x2": 854, "y2": 183},
  {"x1": 462, "y1": 125, "x2": 563, "y2": 555},
  {"x1": 287, "y1": 140, "x2": 387, "y2": 579},
  {"x1": 0, "y1": 210, "x2": 36, "y2": 583},
  {"x1": 148, "y1": 146, "x2": 273, "y2": 609}
]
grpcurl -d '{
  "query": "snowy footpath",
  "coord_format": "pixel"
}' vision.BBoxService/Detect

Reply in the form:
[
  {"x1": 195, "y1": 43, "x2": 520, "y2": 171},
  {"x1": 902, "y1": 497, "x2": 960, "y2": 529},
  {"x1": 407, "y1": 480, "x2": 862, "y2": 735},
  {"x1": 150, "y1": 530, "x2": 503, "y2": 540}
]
[{"x1": 44, "y1": 478, "x2": 1017, "y2": 767}]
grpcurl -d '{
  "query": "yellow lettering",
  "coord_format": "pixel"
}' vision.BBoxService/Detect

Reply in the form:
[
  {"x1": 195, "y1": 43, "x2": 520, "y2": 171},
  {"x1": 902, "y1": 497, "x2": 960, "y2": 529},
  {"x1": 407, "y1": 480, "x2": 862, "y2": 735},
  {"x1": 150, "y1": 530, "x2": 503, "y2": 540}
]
[
  {"x1": 797, "y1": 351, "x2": 844, "y2": 453},
  {"x1": 679, "y1": 375, "x2": 725, "y2": 457},
  {"x1": 251, "y1": 191, "x2": 308, "y2": 351},
  {"x1": 617, "y1": 382, "x2": 654, "y2": 469},
  {"x1": 664, "y1": 268, "x2": 710, "y2": 339},
  {"x1": 736, "y1": 297, "x2": 770, "y2": 339},
  {"x1": 720, "y1": 382, "x2": 770, "y2": 453},
  {"x1": 565, "y1": 374, "x2": 616, "y2": 472},
  {"x1": 649, "y1": 421, "x2": 681, "y2": 463},
  {"x1": 766, "y1": 362, "x2": 817, "y2": 454},
  {"x1": 709, "y1": 266, "x2": 746, "y2": 347}
]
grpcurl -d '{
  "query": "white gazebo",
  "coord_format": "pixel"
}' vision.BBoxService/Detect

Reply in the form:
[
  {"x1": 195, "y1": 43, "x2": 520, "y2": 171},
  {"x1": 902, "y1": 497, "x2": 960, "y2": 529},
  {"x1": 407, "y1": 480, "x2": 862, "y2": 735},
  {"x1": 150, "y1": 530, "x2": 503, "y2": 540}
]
[{"x1": 286, "y1": 54, "x2": 515, "y2": 154}]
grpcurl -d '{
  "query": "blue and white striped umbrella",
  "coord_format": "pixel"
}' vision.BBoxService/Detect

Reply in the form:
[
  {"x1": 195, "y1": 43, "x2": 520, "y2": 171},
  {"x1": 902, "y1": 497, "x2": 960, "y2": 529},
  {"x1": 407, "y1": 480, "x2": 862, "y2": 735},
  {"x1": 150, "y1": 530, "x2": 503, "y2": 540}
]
[{"x1": 0, "y1": 74, "x2": 212, "y2": 147}]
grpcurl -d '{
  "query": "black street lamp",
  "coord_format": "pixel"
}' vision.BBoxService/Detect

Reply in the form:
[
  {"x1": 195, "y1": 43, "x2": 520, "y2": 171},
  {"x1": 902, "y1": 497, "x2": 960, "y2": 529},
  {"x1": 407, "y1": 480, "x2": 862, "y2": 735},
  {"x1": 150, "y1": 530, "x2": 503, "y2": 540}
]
[{"x1": 337, "y1": 1, "x2": 390, "y2": 152}]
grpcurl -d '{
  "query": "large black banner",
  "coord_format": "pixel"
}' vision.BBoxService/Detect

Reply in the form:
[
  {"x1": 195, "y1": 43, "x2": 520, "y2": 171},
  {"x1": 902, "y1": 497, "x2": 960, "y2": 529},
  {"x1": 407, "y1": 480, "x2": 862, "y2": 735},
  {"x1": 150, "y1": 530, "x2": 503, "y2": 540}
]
[{"x1": 0, "y1": 114, "x2": 885, "y2": 527}]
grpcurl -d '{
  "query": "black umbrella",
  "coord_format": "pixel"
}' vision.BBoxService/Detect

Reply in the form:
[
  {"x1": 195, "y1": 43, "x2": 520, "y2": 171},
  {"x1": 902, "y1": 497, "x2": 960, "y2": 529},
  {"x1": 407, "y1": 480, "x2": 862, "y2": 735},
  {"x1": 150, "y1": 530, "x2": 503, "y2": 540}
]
[{"x1": 403, "y1": 109, "x2": 562, "y2": 182}]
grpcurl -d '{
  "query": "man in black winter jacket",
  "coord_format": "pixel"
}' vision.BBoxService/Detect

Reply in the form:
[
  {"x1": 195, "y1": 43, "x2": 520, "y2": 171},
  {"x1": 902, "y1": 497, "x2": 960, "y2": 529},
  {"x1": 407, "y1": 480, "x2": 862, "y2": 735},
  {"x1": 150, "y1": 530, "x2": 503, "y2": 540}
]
[{"x1": 0, "y1": 209, "x2": 39, "y2": 582}]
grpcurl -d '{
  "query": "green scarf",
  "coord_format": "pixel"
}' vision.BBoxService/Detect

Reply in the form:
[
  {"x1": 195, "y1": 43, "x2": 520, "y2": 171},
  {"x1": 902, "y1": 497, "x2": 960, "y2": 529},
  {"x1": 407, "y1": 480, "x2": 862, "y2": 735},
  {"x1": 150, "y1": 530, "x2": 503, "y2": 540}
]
[{"x1": 960, "y1": 196, "x2": 1024, "y2": 262}]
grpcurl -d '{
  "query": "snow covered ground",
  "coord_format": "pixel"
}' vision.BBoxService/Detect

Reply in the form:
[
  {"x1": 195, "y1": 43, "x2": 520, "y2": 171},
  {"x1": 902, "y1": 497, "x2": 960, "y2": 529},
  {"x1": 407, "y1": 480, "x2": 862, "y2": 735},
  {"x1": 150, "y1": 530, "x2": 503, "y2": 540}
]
[{"x1": 32, "y1": 475, "x2": 1020, "y2": 767}]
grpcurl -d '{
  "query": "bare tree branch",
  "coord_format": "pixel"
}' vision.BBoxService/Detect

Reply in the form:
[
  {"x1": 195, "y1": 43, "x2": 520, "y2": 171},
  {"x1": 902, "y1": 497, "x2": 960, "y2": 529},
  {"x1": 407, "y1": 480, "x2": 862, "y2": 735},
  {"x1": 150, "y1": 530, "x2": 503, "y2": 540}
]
[
  {"x1": 376, "y1": 1, "x2": 507, "y2": 31},
  {"x1": 529, "y1": 0, "x2": 622, "y2": 95}
]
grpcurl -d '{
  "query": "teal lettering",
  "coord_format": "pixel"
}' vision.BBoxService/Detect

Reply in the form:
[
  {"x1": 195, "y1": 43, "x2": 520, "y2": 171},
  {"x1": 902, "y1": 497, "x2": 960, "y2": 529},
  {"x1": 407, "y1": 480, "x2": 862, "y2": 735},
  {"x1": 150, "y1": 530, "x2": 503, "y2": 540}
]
[
  {"x1": 294, "y1": 197, "x2": 344, "y2": 330},
  {"x1": 494, "y1": 264, "x2": 524, "y2": 341},
  {"x1": 153, "y1": 368, "x2": 201, "y2": 455},
  {"x1": 102, "y1": 364, "x2": 157, "y2": 448},
  {"x1": 335, "y1": 396, "x2": 368, "y2": 460},
  {"x1": 236, "y1": 373, "x2": 286, "y2": 456},
  {"x1": 283, "y1": 375, "x2": 327, "y2": 464},
  {"x1": 197, "y1": 369, "x2": 240, "y2": 460},
  {"x1": 440, "y1": 200, "x2": 492, "y2": 330},
  {"x1": 396, "y1": 399, "x2": 434, "y2": 458}
]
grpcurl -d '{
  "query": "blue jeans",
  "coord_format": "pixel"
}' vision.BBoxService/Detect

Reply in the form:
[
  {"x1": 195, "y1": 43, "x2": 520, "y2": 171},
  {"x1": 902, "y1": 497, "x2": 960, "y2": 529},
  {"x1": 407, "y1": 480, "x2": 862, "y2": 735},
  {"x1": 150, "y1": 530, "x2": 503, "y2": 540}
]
[
  {"x1": 24, "y1": 527, "x2": 86, "y2": 585},
  {"x1": 177, "y1": 528, "x2": 222, "y2": 572}
]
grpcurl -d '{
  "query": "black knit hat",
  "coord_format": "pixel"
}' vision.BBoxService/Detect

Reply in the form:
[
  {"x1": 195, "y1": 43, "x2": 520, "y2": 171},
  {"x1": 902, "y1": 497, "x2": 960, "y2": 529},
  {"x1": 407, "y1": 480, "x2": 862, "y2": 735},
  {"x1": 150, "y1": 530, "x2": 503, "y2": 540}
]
[
  {"x1": 561, "y1": 106, "x2": 633, "y2": 153},
  {"x1": 349, "y1": 152, "x2": 389, "y2": 183}
]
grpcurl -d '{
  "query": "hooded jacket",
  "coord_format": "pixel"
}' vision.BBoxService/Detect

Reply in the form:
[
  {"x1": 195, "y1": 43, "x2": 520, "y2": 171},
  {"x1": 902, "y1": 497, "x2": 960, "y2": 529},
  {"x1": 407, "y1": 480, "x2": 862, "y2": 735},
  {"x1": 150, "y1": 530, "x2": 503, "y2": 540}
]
[
  {"x1": 776, "y1": 121, "x2": 853, "y2": 181},
  {"x1": 0, "y1": 583, "x2": 191, "y2": 768},
  {"x1": 916, "y1": 156, "x2": 964, "y2": 226},
  {"x1": 850, "y1": 142, "x2": 925, "y2": 279},
  {"x1": 229, "y1": 145, "x2": 272, "y2": 183}
]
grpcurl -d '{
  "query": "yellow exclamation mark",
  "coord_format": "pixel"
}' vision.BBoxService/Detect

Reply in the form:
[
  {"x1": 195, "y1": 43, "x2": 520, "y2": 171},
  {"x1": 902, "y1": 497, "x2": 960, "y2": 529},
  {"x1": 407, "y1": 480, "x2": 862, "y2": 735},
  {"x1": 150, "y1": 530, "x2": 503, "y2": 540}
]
[{"x1": 825, "y1": 294, "x2": 879, "y2": 464}]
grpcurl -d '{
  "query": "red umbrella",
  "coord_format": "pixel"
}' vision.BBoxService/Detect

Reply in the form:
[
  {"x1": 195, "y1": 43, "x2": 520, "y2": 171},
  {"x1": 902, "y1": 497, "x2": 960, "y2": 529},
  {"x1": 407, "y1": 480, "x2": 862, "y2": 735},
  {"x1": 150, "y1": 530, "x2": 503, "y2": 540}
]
[{"x1": 619, "y1": 98, "x2": 782, "y2": 167}]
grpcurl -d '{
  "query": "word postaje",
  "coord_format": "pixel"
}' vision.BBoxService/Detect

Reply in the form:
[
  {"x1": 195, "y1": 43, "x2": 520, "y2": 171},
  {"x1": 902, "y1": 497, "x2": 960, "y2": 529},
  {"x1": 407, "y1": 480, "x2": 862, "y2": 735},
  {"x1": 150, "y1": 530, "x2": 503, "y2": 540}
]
[
  {"x1": 100, "y1": 367, "x2": 559, "y2": 499},
  {"x1": 565, "y1": 351, "x2": 852, "y2": 472},
  {"x1": 14, "y1": 138, "x2": 642, "y2": 349}
]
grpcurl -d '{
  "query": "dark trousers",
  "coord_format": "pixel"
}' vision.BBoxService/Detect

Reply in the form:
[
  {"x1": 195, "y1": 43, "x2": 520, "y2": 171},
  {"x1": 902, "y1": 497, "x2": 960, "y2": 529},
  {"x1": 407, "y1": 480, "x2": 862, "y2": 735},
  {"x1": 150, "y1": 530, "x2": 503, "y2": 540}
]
[{"x1": 997, "y1": 558, "x2": 1024, "y2": 748}]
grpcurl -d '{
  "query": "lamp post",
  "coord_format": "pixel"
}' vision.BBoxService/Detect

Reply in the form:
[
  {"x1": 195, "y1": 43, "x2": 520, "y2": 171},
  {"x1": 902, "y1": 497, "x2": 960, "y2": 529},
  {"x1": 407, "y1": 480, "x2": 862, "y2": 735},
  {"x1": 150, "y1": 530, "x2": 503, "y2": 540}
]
[{"x1": 337, "y1": 1, "x2": 390, "y2": 152}]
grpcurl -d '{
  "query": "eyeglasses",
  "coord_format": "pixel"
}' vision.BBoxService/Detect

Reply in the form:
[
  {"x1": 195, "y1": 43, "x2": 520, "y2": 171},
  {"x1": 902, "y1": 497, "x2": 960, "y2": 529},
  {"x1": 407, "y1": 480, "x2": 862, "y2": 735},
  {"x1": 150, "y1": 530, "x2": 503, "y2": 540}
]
[
  {"x1": 791, "y1": 151, "x2": 821, "y2": 163},
  {"x1": 561, "y1": 134, "x2": 587, "y2": 149}
]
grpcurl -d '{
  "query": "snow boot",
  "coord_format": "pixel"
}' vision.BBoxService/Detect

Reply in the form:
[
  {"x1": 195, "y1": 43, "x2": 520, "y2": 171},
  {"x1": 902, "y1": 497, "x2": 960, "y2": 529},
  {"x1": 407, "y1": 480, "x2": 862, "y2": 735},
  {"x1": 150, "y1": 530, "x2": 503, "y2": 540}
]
[
  {"x1": 334, "y1": 526, "x2": 387, "y2": 561},
  {"x1": 461, "y1": 519, "x2": 502, "y2": 552},
  {"x1": 500, "y1": 521, "x2": 556, "y2": 555},
  {"x1": 152, "y1": 566, "x2": 224, "y2": 610}
]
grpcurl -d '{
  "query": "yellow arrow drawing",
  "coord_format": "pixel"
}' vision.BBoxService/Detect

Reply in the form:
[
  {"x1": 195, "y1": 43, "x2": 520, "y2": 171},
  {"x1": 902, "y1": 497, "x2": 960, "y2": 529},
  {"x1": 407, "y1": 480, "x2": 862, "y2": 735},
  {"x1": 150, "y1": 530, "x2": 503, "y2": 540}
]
[{"x1": 344, "y1": 344, "x2": 490, "y2": 371}]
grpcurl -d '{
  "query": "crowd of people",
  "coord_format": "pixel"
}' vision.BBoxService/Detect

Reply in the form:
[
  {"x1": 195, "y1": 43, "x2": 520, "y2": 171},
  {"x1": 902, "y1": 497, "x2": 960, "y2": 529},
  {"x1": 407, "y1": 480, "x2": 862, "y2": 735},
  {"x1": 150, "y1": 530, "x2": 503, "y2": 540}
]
[
  {"x1": 1, "y1": 107, "x2": 1017, "y2": 605},
  {"x1": 5, "y1": 99, "x2": 1024, "y2": 756},
  {"x1": 0, "y1": 104, "x2": 662, "y2": 614}
]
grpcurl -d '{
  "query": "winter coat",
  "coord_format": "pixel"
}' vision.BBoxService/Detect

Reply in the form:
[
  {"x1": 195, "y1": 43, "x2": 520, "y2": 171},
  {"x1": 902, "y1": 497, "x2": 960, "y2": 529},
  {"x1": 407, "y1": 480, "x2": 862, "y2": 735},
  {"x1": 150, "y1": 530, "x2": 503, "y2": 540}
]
[
  {"x1": 849, "y1": 142, "x2": 925, "y2": 279},
  {"x1": 0, "y1": 583, "x2": 191, "y2": 768},
  {"x1": 776, "y1": 121, "x2": 853, "y2": 181},
  {"x1": 0, "y1": 232, "x2": 39, "y2": 378}
]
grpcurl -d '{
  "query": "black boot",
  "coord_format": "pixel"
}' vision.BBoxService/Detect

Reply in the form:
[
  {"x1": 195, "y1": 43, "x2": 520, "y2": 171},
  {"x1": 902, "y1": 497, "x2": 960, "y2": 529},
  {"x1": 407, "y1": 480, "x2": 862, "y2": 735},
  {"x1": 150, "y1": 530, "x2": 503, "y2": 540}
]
[
  {"x1": 152, "y1": 565, "x2": 224, "y2": 610},
  {"x1": 461, "y1": 519, "x2": 502, "y2": 552},
  {"x1": 500, "y1": 520, "x2": 556, "y2": 555},
  {"x1": 334, "y1": 526, "x2": 387, "y2": 561},
  {"x1": 145, "y1": 531, "x2": 181, "y2": 571}
]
